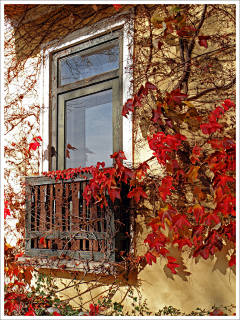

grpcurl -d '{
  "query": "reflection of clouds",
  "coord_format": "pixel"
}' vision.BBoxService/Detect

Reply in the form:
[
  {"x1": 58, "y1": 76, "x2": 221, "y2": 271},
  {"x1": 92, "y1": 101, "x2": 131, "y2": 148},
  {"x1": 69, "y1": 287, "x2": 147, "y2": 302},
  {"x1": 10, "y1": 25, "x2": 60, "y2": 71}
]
[
  {"x1": 60, "y1": 45, "x2": 119, "y2": 85},
  {"x1": 66, "y1": 90, "x2": 113, "y2": 169},
  {"x1": 86, "y1": 101, "x2": 112, "y2": 166}
]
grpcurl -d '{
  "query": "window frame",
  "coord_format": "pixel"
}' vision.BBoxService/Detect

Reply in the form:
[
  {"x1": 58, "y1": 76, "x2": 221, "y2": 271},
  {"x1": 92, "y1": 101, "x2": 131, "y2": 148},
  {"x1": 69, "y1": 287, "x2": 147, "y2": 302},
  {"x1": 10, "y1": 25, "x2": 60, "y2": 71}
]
[
  {"x1": 50, "y1": 30, "x2": 123, "y2": 170},
  {"x1": 40, "y1": 9, "x2": 134, "y2": 173}
]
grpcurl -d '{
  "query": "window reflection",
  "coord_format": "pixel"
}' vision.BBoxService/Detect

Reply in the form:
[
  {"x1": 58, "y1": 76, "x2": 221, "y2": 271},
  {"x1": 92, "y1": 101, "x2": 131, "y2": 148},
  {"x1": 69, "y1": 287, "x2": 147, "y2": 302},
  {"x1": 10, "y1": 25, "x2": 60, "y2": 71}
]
[
  {"x1": 60, "y1": 45, "x2": 119, "y2": 86},
  {"x1": 65, "y1": 89, "x2": 113, "y2": 168}
]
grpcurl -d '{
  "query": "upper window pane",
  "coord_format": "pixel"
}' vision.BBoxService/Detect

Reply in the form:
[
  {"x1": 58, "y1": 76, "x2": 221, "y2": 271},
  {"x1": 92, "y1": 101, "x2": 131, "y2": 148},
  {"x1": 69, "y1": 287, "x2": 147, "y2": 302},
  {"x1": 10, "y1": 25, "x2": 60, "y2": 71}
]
[{"x1": 59, "y1": 44, "x2": 119, "y2": 86}]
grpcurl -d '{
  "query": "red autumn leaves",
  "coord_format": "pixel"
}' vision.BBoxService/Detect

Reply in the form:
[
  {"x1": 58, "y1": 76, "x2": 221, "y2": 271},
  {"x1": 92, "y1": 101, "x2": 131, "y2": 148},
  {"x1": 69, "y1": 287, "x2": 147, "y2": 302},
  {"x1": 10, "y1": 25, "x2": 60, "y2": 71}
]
[
  {"x1": 200, "y1": 100, "x2": 235, "y2": 135},
  {"x1": 29, "y1": 136, "x2": 42, "y2": 152},
  {"x1": 122, "y1": 82, "x2": 157, "y2": 118},
  {"x1": 42, "y1": 79, "x2": 235, "y2": 275},
  {"x1": 4, "y1": 196, "x2": 11, "y2": 219},
  {"x1": 142, "y1": 85, "x2": 235, "y2": 273}
]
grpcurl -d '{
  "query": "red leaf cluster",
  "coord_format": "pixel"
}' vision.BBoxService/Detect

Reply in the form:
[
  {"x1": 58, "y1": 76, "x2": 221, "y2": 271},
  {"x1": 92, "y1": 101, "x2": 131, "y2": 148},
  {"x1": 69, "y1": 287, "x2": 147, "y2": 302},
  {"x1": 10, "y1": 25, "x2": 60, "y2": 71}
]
[
  {"x1": 29, "y1": 136, "x2": 42, "y2": 152},
  {"x1": 121, "y1": 82, "x2": 157, "y2": 117}
]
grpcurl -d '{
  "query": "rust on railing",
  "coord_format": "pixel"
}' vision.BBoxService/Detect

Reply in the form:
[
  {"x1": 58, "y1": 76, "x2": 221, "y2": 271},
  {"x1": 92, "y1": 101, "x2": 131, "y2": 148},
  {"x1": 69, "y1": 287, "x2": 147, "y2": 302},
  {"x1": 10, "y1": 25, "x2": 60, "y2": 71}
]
[{"x1": 25, "y1": 176, "x2": 130, "y2": 263}]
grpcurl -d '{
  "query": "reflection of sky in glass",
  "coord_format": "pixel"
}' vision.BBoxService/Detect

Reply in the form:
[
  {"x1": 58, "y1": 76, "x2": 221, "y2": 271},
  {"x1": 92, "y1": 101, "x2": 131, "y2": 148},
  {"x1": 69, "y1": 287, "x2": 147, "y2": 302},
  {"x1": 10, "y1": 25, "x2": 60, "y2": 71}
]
[
  {"x1": 60, "y1": 45, "x2": 119, "y2": 86},
  {"x1": 66, "y1": 89, "x2": 113, "y2": 168}
]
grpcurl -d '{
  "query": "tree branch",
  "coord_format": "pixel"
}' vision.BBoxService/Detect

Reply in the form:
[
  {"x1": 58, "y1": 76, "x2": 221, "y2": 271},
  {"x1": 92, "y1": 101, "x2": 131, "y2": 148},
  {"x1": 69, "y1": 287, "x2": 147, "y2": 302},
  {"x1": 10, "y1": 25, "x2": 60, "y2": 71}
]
[
  {"x1": 186, "y1": 76, "x2": 236, "y2": 101},
  {"x1": 174, "y1": 4, "x2": 208, "y2": 91}
]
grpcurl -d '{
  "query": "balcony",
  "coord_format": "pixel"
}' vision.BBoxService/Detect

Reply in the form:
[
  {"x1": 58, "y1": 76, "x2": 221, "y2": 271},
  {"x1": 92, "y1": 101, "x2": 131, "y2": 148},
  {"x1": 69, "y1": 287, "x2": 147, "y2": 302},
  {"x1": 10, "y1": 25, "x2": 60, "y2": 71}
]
[{"x1": 25, "y1": 175, "x2": 131, "y2": 264}]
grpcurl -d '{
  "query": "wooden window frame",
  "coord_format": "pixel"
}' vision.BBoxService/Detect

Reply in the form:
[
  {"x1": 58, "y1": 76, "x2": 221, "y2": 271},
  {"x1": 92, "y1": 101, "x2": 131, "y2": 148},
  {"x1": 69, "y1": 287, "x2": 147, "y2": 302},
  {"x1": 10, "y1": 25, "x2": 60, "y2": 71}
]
[{"x1": 50, "y1": 30, "x2": 123, "y2": 170}]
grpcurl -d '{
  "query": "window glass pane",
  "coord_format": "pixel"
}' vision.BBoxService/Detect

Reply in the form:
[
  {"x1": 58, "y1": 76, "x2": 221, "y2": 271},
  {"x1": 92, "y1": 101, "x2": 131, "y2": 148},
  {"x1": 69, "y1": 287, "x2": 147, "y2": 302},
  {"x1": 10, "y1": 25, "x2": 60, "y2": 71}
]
[
  {"x1": 60, "y1": 44, "x2": 119, "y2": 86},
  {"x1": 66, "y1": 89, "x2": 113, "y2": 168}
]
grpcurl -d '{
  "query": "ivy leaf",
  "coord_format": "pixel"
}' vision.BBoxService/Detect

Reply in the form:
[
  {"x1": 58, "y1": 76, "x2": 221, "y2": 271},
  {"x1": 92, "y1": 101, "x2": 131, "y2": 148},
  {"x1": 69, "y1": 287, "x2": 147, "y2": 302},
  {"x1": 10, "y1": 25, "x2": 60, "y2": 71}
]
[
  {"x1": 158, "y1": 176, "x2": 175, "y2": 201},
  {"x1": 222, "y1": 137, "x2": 235, "y2": 149},
  {"x1": 200, "y1": 123, "x2": 214, "y2": 135},
  {"x1": 113, "y1": 4, "x2": 121, "y2": 11},
  {"x1": 136, "y1": 161, "x2": 150, "y2": 180},
  {"x1": 192, "y1": 225, "x2": 205, "y2": 238},
  {"x1": 108, "y1": 187, "x2": 121, "y2": 203},
  {"x1": 192, "y1": 145, "x2": 201, "y2": 155},
  {"x1": 151, "y1": 13, "x2": 165, "y2": 28},
  {"x1": 151, "y1": 109, "x2": 161, "y2": 123},
  {"x1": 212, "y1": 106, "x2": 225, "y2": 118},
  {"x1": 145, "y1": 82, "x2": 157, "y2": 90},
  {"x1": 165, "y1": 134, "x2": 181, "y2": 150},
  {"x1": 144, "y1": 232, "x2": 157, "y2": 245},
  {"x1": 89, "y1": 180, "x2": 99, "y2": 196},
  {"x1": 181, "y1": 26, "x2": 197, "y2": 32},
  {"x1": 166, "y1": 256, "x2": 180, "y2": 274},
  {"x1": 34, "y1": 135, "x2": 42, "y2": 141},
  {"x1": 147, "y1": 217, "x2": 161, "y2": 232},
  {"x1": 159, "y1": 247, "x2": 170, "y2": 257},
  {"x1": 166, "y1": 89, "x2": 188, "y2": 105},
  {"x1": 25, "y1": 305, "x2": 36, "y2": 316},
  {"x1": 158, "y1": 203, "x2": 177, "y2": 223},
  {"x1": 172, "y1": 236, "x2": 192, "y2": 250},
  {"x1": 201, "y1": 212, "x2": 220, "y2": 226},
  {"x1": 192, "y1": 204, "x2": 205, "y2": 223},
  {"x1": 121, "y1": 167, "x2": 134, "y2": 184},
  {"x1": 110, "y1": 150, "x2": 127, "y2": 163},
  {"x1": 39, "y1": 237, "x2": 46, "y2": 248},
  {"x1": 172, "y1": 214, "x2": 191, "y2": 230},
  {"x1": 190, "y1": 154, "x2": 200, "y2": 164},
  {"x1": 145, "y1": 252, "x2": 157, "y2": 265},
  {"x1": 198, "y1": 35, "x2": 211, "y2": 48},
  {"x1": 213, "y1": 194, "x2": 235, "y2": 217},
  {"x1": 169, "y1": 5, "x2": 182, "y2": 14},
  {"x1": 165, "y1": 119, "x2": 173, "y2": 128},
  {"x1": 150, "y1": 239, "x2": 166, "y2": 252},
  {"x1": 221, "y1": 99, "x2": 235, "y2": 111},
  {"x1": 137, "y1": 161, "x2": 150, "y2": 174},
  {"x1": 4, "y1": 200, "x2": 11, "y2": 219},
  {"x1": 177, "y1": 29, "x2": 188, "y2": 37},
  {"x1": 213, "y1": 174, "x2": 235, "y2": 188},
  {"x1": 193, "y1": 245, "x2": 210, "y2": 260},
  {"x1": 205, "y1": 231, "x2": 223, "y2": 252},
  {"x1": 127, "y1": 186, "x2": 147, "y2": 203},
  {"x1": 121, "y1": 99, "x2": 134, "y2": 118},
  {"x1": 137, "y1": 85, "x2": 148, "y2": 98},
  {"x1": 29, "y1": 141, "x2": 40, "y2": 152},
  {"x1": 4, "y1": 300, "x2": 19, "y2": 315}
]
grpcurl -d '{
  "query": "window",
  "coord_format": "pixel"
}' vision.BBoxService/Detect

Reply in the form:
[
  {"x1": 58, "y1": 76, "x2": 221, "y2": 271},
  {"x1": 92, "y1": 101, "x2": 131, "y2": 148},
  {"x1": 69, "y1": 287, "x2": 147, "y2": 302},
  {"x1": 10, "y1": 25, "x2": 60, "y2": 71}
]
[{"x1": 50, "y1": 30, "x2": 123, "y2": 171}]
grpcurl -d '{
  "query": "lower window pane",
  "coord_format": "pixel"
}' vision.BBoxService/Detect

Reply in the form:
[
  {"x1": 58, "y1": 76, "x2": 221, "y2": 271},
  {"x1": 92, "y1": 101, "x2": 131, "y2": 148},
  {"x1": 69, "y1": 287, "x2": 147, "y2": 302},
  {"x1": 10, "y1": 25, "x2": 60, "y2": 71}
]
[{"x1": 66, "y1": 89, "x2": 113, "y2": 168}]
